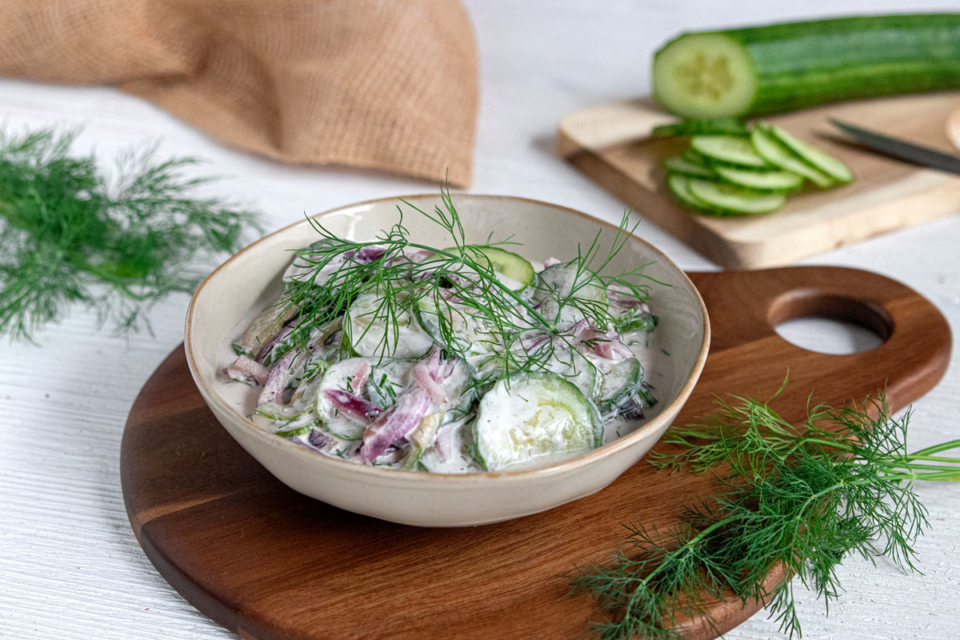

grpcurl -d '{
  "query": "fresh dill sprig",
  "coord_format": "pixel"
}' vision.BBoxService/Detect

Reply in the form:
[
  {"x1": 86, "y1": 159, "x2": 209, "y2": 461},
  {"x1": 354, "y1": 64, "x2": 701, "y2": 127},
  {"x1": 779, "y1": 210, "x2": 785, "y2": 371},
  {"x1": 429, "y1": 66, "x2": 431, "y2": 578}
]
[
  {"x1": 572, "y1": 388, "x2": 960, "y2": 640},
  {"x1": 280, "y1": 186, "x2": 662, "y2": 386},
  {"x1": 0, "y1": 128, "x2": 260, "y2": 343}
]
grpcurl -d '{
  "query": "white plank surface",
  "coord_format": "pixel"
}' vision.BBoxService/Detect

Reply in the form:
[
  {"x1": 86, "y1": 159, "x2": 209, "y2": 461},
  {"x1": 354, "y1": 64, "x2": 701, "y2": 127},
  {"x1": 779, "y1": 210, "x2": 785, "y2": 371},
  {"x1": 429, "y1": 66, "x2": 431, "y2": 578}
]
[{"x1": 2, "y1": 1, "x2": 960, "y2": 638}]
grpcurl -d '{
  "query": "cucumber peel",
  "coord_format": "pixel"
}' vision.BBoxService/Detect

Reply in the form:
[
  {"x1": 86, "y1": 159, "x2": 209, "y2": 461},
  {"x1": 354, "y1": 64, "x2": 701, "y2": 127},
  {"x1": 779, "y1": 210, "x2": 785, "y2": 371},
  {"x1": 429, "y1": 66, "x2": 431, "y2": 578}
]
[{"x1": 459, "y1": 246, "x2": 535, "y2": 292}]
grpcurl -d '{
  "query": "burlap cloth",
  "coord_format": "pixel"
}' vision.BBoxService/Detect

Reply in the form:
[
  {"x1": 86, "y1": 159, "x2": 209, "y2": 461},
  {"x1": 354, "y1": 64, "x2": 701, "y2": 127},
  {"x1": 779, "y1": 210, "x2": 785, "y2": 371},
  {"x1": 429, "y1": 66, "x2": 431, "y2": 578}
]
[{"x1": 0, "y1": 0, "x2": 478, "y2": 186}]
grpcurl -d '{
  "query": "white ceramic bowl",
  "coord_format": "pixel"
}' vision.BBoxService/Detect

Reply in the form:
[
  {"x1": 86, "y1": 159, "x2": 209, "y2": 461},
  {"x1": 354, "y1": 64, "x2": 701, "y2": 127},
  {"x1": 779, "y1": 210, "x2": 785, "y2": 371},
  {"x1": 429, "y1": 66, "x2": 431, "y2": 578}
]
[{"x1": 185, "y1": 194, "x2": 710, "y2": 527}]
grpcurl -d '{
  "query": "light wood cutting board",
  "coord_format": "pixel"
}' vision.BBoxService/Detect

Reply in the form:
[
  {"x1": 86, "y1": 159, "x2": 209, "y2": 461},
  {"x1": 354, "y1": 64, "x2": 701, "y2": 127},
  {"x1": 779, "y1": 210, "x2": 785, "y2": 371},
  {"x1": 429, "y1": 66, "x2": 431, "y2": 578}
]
[
  {"x1": 557, "y1": 93, "x2": 960, "y2": 269},
  {"x1": 121, "y1": 266, "x2": 951, "y2": 640}
]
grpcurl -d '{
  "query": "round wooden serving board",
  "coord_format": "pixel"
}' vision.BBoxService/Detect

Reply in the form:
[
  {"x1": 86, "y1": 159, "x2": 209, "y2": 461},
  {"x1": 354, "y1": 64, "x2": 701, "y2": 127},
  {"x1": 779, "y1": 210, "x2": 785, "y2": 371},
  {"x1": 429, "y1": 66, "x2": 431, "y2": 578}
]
[{"x1": 122, "y1": 266, "x2": 951, "y2": 640}]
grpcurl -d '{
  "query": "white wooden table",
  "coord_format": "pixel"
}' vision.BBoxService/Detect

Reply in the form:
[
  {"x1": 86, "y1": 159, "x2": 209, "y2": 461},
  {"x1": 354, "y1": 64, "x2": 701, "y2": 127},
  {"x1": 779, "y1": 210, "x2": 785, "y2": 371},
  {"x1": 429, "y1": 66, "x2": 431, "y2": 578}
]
[{"x1": 2, "y1": 1, "x2": 960, "y2": 638}]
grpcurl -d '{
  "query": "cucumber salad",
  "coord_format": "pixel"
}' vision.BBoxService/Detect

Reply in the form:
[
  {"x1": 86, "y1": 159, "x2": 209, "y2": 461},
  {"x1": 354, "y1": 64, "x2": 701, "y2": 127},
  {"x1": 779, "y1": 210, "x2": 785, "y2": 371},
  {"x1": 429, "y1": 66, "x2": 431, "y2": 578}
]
[{"x1": 223, "y1": 196, "x2": 659, "y2": 473}]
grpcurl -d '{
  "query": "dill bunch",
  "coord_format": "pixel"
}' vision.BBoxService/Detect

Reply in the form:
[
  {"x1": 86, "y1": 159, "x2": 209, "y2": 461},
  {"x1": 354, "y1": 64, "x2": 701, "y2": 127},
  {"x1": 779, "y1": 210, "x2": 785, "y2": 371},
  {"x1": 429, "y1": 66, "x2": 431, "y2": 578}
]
[
  {"x1": 572, "y1": 388, "x2": 960, "y2": 640},
  {"x1": 0, "y1": 128, "x2": 259, "y2": 342}
]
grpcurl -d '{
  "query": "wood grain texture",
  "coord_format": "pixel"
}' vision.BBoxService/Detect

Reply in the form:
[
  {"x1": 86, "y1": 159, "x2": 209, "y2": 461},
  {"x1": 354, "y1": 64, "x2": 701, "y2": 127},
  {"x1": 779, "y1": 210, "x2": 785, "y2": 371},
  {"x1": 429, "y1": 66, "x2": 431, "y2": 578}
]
[
  {"x1": 557, "y1": 93, "x2": 960, "y2": 269},
  {"x1": 120, "y1": 266, "x2": 951, "y2": 640}
]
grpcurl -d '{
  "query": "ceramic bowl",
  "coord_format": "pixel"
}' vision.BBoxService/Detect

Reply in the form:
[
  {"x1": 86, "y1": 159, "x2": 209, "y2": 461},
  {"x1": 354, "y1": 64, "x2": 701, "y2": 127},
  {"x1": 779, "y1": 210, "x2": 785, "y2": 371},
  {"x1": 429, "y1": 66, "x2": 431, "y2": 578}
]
[{"x1": 185, "y1": 194, "x2": 710, "y2": 527}]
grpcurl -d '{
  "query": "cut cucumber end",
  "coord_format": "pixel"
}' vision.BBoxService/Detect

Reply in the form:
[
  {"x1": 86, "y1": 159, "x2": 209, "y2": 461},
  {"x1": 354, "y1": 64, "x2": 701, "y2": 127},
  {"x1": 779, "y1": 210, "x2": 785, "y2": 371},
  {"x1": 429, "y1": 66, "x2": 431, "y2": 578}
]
[{"x1": 653, "y1": 33, "x2": 757, "y2": 119}]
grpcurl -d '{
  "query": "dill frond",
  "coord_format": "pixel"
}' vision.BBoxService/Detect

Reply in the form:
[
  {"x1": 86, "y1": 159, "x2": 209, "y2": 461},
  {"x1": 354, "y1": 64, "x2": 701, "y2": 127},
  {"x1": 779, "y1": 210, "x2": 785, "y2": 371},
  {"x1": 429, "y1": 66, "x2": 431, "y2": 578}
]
[
  {"x1": 573, "y1": 389, "x2": 960, "y2": 639},
  {"x1": 0, "y1": 128, "x2": 260, "y2": 343},
  {"x1": 279, "y1": 186, "x2": 662, "y2": 387}
]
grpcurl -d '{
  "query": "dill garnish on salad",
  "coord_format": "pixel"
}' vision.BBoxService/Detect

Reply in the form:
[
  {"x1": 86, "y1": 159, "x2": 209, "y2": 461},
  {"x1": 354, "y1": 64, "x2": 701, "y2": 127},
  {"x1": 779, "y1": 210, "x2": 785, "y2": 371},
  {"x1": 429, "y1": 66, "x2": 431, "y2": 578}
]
[{"x1": 223, "y1": 192, "x2": 663, "y2": 472}]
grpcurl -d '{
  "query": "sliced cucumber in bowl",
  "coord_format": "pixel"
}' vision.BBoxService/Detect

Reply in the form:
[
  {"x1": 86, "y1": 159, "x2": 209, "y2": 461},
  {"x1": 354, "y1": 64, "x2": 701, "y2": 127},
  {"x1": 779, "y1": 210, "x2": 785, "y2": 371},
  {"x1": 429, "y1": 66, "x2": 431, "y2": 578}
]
[
  {"x1": 456, "y1": 245, "x2": 536, "y2": 292},
  {"x1": 597, "y1": 358, "x2": 643, "y2": 414},
  {"x1": 343, "y1": 291, "x2": 434, "y2": 359},
  {"x1": 473, "y1": 372, "x2": 602, "y2": 471}
]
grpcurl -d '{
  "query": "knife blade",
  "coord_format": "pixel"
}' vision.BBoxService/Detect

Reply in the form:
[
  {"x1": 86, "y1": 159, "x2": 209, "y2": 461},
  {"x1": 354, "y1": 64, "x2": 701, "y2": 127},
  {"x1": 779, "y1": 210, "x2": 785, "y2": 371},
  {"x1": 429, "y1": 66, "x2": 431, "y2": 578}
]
[{"x1": 829, "y1": 118, "x2": 960, "y2": 176}]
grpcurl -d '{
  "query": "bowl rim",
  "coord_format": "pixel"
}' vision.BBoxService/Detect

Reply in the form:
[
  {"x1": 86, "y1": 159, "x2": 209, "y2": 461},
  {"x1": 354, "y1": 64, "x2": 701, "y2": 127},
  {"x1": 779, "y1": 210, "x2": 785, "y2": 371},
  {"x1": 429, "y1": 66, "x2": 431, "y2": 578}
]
[{"x1": 185, "y1": 193, "x2": 711, "y2": 485}]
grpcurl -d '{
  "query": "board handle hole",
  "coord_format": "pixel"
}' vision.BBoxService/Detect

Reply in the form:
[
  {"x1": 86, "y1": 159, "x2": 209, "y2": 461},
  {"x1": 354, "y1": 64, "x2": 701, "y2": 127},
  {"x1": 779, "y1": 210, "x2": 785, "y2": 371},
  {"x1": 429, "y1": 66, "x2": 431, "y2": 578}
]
[{"x1": 769, "y1": 293, "x2": 892, "y2": 355}]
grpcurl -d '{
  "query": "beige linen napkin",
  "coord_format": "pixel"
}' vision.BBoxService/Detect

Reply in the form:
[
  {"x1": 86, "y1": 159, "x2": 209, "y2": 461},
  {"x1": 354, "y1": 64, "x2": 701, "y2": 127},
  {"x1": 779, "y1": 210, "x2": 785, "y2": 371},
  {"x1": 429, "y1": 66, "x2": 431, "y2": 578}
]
[{"x1": 0, "y1": 0, "x2": 479, "y2": 185}]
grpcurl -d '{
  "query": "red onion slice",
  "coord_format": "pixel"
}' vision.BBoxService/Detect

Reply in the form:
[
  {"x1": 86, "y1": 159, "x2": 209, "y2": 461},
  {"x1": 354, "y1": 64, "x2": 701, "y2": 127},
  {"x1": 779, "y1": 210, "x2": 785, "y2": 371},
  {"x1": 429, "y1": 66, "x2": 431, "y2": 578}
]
[
  {"x1": 607, "y1": 284, "x2": 650, "y2": 311},
  {"x1": 224, "y1": 355, "x2": 269, "y2": 386},
  {"x1": 255, "y1": 326, "x2": 293, "y2": 363},
  {"x1": 360, "y1": 389, "x2": 432, "y2": 463},
  {"x1": 258, "y1": 350, "x2": 295, "y2": 405},
  {"x1": 323, "y1": 389, "x2": 382, "y2": 422}
]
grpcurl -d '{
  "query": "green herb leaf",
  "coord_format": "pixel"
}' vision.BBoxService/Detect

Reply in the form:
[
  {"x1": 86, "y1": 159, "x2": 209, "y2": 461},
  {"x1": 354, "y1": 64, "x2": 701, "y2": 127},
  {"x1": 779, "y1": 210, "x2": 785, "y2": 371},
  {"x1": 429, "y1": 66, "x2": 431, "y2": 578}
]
[
  {"x1": 0, "y1": 128, "x2": 260, "y2": 343},
  {"x1": 279, "y1": 186, "x2": 665, "y2": 387},
  {"x1": 572, "y1": 387, "x2": 960, "y2": 639}
]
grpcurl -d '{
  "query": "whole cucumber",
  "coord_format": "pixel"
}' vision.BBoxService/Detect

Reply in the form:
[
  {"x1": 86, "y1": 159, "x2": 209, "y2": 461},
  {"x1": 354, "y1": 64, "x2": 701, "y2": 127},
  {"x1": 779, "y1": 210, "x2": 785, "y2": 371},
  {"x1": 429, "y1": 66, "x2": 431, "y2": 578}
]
[{"x1": 653, "y1": 14, "x2": 960, "y2": 118}]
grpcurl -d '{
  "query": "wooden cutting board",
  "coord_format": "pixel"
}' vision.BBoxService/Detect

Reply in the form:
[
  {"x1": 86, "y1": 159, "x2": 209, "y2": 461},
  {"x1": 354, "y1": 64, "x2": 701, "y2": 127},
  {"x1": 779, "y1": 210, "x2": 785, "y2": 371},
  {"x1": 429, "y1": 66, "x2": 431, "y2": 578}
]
[
  {"x1": 557, "y1": 93, "x2": 960, "y2": 269},
  {"x1": 121, "y1": 266, "x2": 951, "y2": 640}
]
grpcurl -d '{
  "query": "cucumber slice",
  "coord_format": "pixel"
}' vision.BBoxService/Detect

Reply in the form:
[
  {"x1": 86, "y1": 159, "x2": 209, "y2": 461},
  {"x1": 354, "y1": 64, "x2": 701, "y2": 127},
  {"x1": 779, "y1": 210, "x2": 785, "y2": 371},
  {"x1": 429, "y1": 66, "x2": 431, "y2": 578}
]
[
  {"x1": 547, "y1": 349, "x2": 600, "y2": 401},
  {"x1": 367, "y1": 360, "x2": 412, "y2": 410},
  {"x1": 667, "y1": 173, "x2": 712, "y2": 211},
  {"x1": 414, "y1": 297, "x2": 499, "y2": 359},
  {"x1": 615, "y1": 309, "x2": 659, "y2": 334},
  {"x1": 459, "y1": 246, "x2": 535, "y2": 292},
  {"x1": 315, "y1": 358, "x2": 377, "y2": 440},
  {"x1": 598, "y1": 358, "x2": 643, "y2": 413},
  {"x1": 664, "y1": 156, "x2": 716, "y2": 178},
  {"x1": 713, "y1": 165, "x2": 803, "y2": 192},
  {"x1": 691, "y1": 135, "x2": 769, "y2": 168},
  {"x1": 343, "y1": 291, "x2": 434, "y2": 359},
  {"x1": 653, "y1": 33, "x2": 758, "y2": 120},
  {"x1": 473, "y1": 372, "x2": 602, "y2": 471},
  {"x1": 764, "y1": 124, "x2": 854, "y2": 183},
  {"x1": 534, "y1": 263, "x2": 608, "y2": 326},
  {"x1": 688, "y1": 178, "x2": 786, "y2": 215},
  {"x1": 682, "y1": 149, "x2": 711, "y2": 166},
  {"x1": 750, "y1": 128, "x2": 834, "y2": 188},
  {"x1": 276, "y1": 425, "x2": 313, "y2": 438}
]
